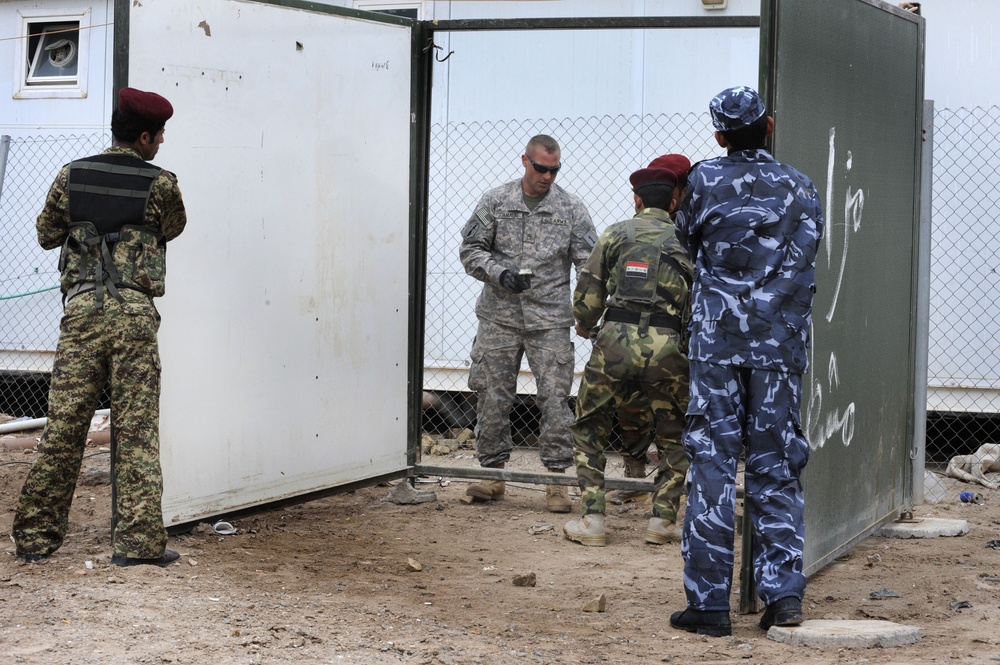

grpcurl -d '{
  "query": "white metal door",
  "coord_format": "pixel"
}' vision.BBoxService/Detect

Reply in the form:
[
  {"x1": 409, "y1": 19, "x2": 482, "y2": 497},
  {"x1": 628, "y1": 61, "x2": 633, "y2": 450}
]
[{"x1": 127, "y1": 0, "x2": 413, "y2": 525}]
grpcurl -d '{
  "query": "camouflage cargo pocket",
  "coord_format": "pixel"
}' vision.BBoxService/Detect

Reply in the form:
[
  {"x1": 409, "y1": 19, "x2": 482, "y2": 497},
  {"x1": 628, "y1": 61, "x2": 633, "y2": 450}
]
[
  {"x1": 467, "y1": 340, "x2": 485, "y2": 392},
  {"x1": 117, "y1": 226, "x2": 166, "y2": 297},
  {"x1": 118, "y1": 301, "x2": 160, "y2": 341},
  {"x1": 683, "y1": 395, "x2": 711, "y2": 464}
]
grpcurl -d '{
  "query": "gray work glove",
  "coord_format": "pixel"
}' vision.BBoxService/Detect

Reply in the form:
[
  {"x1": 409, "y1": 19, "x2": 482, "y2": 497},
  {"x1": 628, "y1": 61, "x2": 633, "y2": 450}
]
[{"x1": 498, "y1": 270, "x2": 530, "y2": 294}]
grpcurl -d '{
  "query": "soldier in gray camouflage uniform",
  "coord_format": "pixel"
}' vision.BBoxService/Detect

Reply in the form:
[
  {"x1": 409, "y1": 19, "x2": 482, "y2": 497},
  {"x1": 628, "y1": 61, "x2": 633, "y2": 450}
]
[
  {"x1": 563, "y1": 159, "x2": 693, "y2": 547},
  {"x1": 459, "y1": 135, "x2": 597, "y2": 513},
  {"x1": 12, "y1": 87, "x2": 187, "y2": 568},
  {"x1": 668, "y1": 86, "x2": 824, "y2": 637}
]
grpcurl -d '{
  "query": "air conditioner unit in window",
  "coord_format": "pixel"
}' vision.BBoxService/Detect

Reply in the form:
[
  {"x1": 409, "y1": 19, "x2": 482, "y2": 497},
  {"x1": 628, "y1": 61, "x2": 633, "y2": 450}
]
[{"x1": 26, "y1": 23, "x2": 79, "y2": 85}]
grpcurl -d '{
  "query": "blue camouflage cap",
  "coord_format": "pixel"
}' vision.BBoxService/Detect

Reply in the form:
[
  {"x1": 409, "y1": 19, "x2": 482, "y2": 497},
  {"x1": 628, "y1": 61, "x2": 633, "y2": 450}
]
[{"x1": 709, "y1": 85, "x2": 766, "y2": 132}]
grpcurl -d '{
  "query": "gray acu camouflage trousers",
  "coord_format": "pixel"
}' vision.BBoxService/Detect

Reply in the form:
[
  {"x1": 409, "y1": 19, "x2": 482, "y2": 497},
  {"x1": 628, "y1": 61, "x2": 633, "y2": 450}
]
[{"x1": 468, "y1": 319, "x2": 574, "y2": 470}]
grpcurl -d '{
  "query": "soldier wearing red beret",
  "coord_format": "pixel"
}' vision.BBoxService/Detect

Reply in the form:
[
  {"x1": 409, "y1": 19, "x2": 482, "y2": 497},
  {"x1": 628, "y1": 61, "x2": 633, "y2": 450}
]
[
  {"x1": 563, "y1": 157, "x2": 693, "y2": 549},
  {"x1": 608, "y1": 154, "x2": 692, "y2": 510},
  {"x1": 113, "y1": 87, "x2": 174, "y2": 159},
  {"x1": 12, "y1": 87, "x2": 187, "y2": 568}
]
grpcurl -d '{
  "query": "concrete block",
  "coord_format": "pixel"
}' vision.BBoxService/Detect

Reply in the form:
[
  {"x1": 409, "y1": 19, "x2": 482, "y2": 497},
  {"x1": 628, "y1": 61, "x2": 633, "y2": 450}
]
[
  {"x1": 384, "y1": 481, "x2": 437, "y2": 505},
  {"x1": 767, "y1": 619, "x2": 921, "y2": 648},
  {"x1": 876, "y1": 517, "x2": 968, "y2": 539}
]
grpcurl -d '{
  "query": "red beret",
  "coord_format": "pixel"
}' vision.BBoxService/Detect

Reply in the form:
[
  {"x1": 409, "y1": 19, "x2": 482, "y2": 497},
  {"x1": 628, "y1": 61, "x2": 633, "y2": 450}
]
[
  {"x1": 629, "y1": 167, "x2": 677, "y2": 191},
  {"x1": 118, "y1": 87, "x2": 173, "y2": 126},
  {"x1": 647, "y1": 154, "x2": 691, "y2": 180}
]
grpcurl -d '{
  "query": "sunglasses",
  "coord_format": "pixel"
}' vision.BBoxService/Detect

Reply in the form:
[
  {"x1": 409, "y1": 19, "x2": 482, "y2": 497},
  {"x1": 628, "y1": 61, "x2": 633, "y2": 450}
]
[{"x1": 526, "y1": 156, "x2": 561, "y2": 175}]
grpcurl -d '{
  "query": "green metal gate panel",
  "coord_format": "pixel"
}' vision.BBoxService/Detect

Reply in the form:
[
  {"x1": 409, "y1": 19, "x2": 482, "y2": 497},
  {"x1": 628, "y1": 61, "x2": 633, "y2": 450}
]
[{"x1": 761, "y1": 0, "x2": 925, "y2": 574}]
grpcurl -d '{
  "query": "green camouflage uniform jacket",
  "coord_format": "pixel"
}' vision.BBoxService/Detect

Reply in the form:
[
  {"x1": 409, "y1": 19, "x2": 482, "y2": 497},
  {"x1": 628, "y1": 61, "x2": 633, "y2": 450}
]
[{"x1": 573, "y1": 207, "x2": 692, "y2": 332}]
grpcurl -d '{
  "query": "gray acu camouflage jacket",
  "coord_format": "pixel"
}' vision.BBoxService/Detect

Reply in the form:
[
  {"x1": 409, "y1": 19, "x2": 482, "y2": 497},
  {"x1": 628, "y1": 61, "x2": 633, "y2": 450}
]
[{"x1": 459, "y1": 179, "x2": 596, "y2": 331}]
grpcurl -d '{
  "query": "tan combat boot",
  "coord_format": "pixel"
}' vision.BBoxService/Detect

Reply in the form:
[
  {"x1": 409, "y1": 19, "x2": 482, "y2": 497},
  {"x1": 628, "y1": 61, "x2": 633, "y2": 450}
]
[
  {"x1": 645, "y1": 516, "x2": 681, "y2": 545},
  {"x1": 466, "y1": 464, "x2": 505, "y2": 501},
  {"x1": 563, "y1": 513, "x2": 606, "y2": 547},
  {"x1": 546, "y1": 484, "x2": 573, "y2": 513},
  {"x1": 607, "y1": 454, "x2": 651, "y2": 504}
]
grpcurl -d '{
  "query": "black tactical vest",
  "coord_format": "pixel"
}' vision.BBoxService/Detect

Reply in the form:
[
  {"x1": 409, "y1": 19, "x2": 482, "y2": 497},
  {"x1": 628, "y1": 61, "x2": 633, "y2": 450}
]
[{"x1": 58, "y1": 153, "x2": 166, "y2": 305}]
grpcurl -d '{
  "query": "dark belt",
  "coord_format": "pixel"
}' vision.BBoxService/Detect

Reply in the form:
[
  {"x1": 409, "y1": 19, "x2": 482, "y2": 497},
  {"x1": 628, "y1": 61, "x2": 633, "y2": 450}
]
[
  {"x1": 65, "y1": 281, "x2": 145, "y2": 304},
  {"x1": 603, "y1": 307, "x2": 680, "y2": 331}
]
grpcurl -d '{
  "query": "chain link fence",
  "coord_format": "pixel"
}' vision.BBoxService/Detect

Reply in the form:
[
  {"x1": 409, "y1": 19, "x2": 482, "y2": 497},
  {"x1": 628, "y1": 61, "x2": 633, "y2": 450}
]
[
  {"x1": 0, "y1": 133, "x2": 111, "y2": 418},
  {"x1": 925, "y1": 106, "x2": 1000, "y2": 470},
  {"x1": 421, "y1": 105, "x2": 1000, "y2": 483},
  {"x1": 4, "y1": 107, "x2": 998, "y2": 484},
  {"x1": 420, "y1": 111, "x2": 719, "y2": 478}
]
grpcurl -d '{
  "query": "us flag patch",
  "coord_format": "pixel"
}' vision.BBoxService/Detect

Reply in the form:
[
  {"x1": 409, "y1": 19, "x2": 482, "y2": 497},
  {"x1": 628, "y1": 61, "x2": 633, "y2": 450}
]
[{"x1": 625, "y1": 261, "x2": 649, "y2": 278}]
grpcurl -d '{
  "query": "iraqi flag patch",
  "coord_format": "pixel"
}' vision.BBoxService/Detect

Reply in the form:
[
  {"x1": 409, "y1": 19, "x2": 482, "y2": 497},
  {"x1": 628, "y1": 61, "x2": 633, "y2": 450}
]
[{"x1": 625, "y1": 261, "x2": 649, "y2": 278}]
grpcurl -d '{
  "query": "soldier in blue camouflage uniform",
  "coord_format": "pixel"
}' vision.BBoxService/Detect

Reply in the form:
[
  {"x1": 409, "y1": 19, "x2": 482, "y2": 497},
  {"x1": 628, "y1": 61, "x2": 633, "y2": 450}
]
[
  {"x1": 12, "y1": 88, "x2": 187, "y2": 568},
  {"x1": 563, "y1": 160, "x2": 693, "y2": 547},
  {"x1": 459, "y1": 135, "x2": 597, "y2": 513},
  {"x1": 668, "y1": 86, "x2": 824, "y2": 637}
]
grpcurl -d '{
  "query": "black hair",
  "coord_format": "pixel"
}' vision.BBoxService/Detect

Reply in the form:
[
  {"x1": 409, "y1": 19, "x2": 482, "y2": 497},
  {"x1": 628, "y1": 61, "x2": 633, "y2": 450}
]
[
  {"x1": 636, "y1": 183, "x2": 676, "y2": 211},
  {"x1": 110, "y1": 109, "x2": 163, "y2": 143},
  {"x1": 721, "y1": 113, "x2": 769, "y2": 151}
]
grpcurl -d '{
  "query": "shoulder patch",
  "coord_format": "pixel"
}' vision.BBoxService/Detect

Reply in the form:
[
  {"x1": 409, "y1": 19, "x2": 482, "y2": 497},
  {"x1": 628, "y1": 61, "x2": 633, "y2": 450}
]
[
  {"x1": 475, "y1": 207, "x2": 492, "y2": 226},
  {"x1": 462, "y1": 206, "x2": 496, "y2": 241}
]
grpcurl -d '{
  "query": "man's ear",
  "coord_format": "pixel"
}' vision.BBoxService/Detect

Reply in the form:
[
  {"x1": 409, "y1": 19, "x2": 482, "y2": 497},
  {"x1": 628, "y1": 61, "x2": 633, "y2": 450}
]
[
  {"x1": 668, "y1": 190, "x2": 682, "y2": 215},
  {"x1": 766, "y1": 115, "x2": 775, "y2": 136},
  {"x1": 139, "y1": 131, "x2": 152, "y2": 145},
  {"x1": 714, "y1": 130, "x2": 729, "y2": 149}
]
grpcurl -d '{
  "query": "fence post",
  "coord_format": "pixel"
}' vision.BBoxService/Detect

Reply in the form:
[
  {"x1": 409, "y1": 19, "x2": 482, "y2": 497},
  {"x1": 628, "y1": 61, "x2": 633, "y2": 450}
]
[
  {"x1": 0, "y1": 135, "x2": 11, "y2": 203},
  {"x1": 912, "y1": 100, "x2": 934, "y2": 505}
]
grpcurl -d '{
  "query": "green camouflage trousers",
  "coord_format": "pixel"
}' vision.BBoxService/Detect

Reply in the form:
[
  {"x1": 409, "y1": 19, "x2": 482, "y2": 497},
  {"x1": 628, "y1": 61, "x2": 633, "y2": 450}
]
[
  {"x1": 615, "y1": 390, "x2": 654, "y2": 464},
  {"x1": 571, "y1": 320, "x2": 689, "y2": 521},
  {"x1": 12, "y1": 290, "x2": 167, "y2": 559}
]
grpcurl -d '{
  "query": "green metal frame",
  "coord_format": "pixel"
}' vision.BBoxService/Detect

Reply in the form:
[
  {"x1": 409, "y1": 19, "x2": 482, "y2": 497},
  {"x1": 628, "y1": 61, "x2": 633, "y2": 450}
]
[{"x1": 410, "y1": 12, "x2": 759, "y2": 493}]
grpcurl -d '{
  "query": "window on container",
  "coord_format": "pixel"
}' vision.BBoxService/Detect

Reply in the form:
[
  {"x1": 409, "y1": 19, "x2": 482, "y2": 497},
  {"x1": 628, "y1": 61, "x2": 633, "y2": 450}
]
[{"x1": 25, "y1": 22, "x2": 81, "y2": 85}]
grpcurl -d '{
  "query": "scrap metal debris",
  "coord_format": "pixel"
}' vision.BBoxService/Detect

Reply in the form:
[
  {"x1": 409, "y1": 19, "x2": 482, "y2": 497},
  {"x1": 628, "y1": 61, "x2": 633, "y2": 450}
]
[{"x1": 870, "y1": 588, "x2": 899, "y2": 599}]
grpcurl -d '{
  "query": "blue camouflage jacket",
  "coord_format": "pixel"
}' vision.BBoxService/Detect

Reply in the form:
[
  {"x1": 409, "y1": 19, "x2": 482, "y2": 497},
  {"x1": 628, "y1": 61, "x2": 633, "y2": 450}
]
[{"x1": 675, "y1": 149, "x2": 824, "y2": 374}]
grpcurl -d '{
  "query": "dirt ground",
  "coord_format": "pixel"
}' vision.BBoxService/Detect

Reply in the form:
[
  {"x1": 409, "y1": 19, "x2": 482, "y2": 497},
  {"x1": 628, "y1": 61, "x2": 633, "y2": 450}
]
[{"x1": 2, "y1": 422, "x2": 1000, "y2": 665}]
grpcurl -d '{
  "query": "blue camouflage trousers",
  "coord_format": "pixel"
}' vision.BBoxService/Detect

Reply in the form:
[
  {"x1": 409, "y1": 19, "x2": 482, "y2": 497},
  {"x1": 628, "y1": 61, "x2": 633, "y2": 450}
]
[
  {"x1": 468, "y1": 319, "x2": 575, "y2": 470},
  {"x1": 681, "y1": 361, "x2": 809, "y2": 610}
]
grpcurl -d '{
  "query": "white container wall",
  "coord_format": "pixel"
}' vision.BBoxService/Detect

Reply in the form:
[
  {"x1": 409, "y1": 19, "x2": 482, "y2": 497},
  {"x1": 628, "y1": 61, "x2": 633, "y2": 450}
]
[
  {"x1": 127, "y1": 0, "x2": 414, "y2": 523},
  {"x1": 3, "y1": 0, "x2": 1000, "y2": 421}
]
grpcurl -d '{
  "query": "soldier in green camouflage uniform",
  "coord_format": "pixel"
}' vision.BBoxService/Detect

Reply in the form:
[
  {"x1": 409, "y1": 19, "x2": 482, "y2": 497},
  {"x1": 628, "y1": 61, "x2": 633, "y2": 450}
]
[
  {"x1": 607, "y1": 154, "x2": 693, "y2": 506},
  {"x1": 564, "y1": 159, "x2": 693, "y2": 547},
  {"x1": 12, "y1": 88, "x2": 187, "y2": 567}
]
